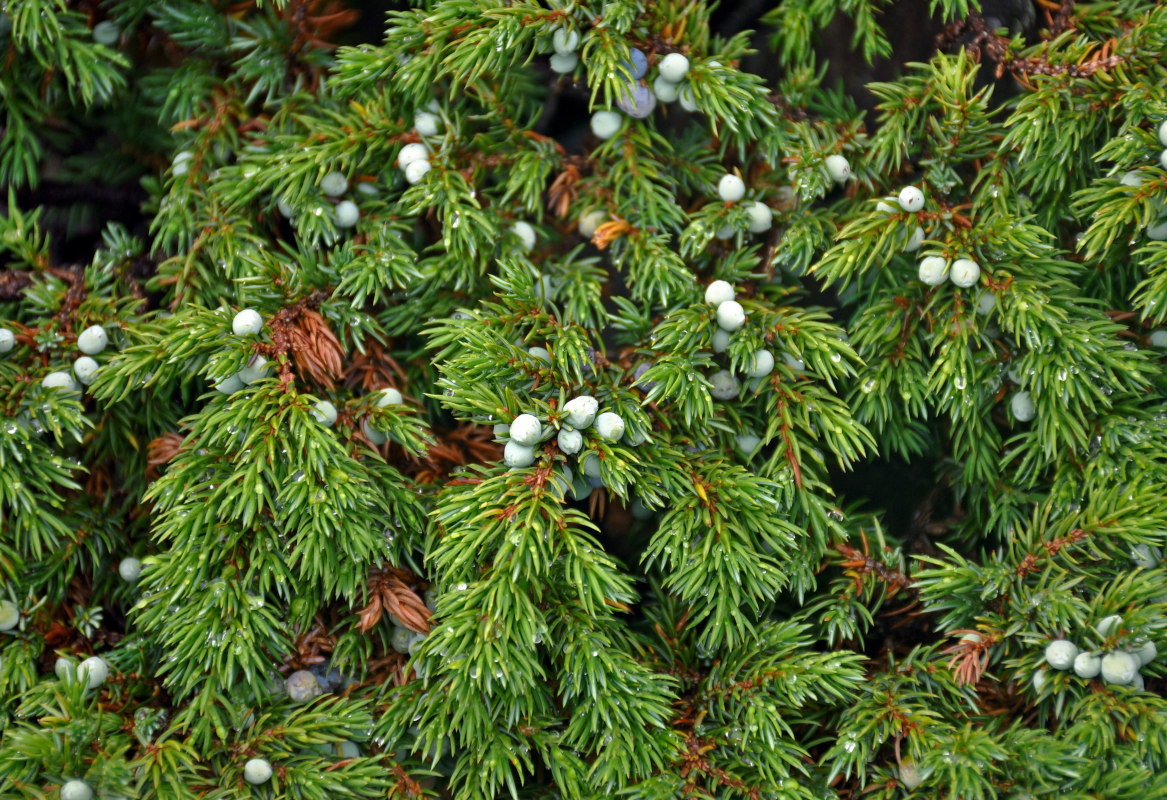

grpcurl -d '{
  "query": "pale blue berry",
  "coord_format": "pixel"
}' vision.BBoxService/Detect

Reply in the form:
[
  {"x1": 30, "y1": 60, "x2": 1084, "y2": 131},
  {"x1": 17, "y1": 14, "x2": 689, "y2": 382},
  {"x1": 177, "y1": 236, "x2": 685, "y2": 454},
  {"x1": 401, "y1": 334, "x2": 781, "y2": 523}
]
[
  {"x1": 558, "y1": 428, "x2": 583, "y2": 454},
  {"x1": 118, "y1": 557, "x2": 141, "y2": 582},
  {"x1": 824, "y1": 155, "x2": 851, "y2": 183},
  {"x1": 77, "y1": 325, "x2": 108, "y2": 355},
  {"x1": 590, "y1": 111, "x2": 623, "y2": 140},
  {"x1": 552, "y1": 28, "x2": 579, "y2": 54},
  {"x1": 622, "y1": 48, "x2": 647, "y2": 79},
  {"x1": 504, "y1": 440, "x2": 536, "y2": 468},
  {"x1": 657, "y1": 52, "x2": 689, "y2": 83},
  {"x1": 705, "y1": 280, "x2": 735, "y2": 306},
  {"x1": 897, "y1": 185, "x2": 925, "y2": 212},
  {"x1": 232, "y1": 309, "x2": 263, "y2": 336},
  {"x1": 594, "y1": 411, "x2": 625, "y2": 441},
  {"x1": 1044, "y1": 640, "x2": 1078, "y2": 670},
  {"x1": 334, "y1": 200, "x2": 360, "y2": 228},
  {"x1": 510, "y1": 414, "x2": 542, "y2": 446},
  {"x1": 563, "y1": 396, "x2": 598, "y2": 429},
  {"x1": 414, "y1": 111, "x2": 441, "y2": 137},
  {"x1": 73, "y1": 356, "x2": 99, "y2": 385},
  {"x1": 1073, "y1": 651, "x2": 1101, "y2": 678},
  {"x1": 710, "y1": 370, "x2": 739, "y2": 400},
  {"x1": 0, "y1": 327, "x2": 14, "y2": 353},
  {"x1": 92, "y1": 21, "x2": 119, "y2": 46},
  {"x1": 617, "y1": 81, "x2": 656, "y2": 119},
  {"x1": 61, "y1": 780, "x2": 93, "y2": 800},
  {"x1": 244, "y1": 758, "x2": 273, "y2": 785},
  {"x1": 320, "y1": 171, "x2": 348, "y2": 197},
  {"x1": 311, "y1": 400, "x2": 338, "y2": 427},
  {"x1": 717, "y1": 174, "x2": 746, "y2": 203},
  {"x1": 715, "y1": 300, "x2": 746, "y2": 332},
  {"x1": 404, "y1": 159, "x2": 431, "y2": 185},
  {"x1": 399, "y1": 143, "x2": 429, "y2": 168}
]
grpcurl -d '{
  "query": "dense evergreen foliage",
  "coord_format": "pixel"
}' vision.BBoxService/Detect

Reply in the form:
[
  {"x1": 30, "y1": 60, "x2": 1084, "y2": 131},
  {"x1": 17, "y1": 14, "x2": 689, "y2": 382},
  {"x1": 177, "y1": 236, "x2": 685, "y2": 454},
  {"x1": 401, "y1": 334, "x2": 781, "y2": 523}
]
[{"x1": 2, "y1": 1, "x2": 1167, "y2": 798}]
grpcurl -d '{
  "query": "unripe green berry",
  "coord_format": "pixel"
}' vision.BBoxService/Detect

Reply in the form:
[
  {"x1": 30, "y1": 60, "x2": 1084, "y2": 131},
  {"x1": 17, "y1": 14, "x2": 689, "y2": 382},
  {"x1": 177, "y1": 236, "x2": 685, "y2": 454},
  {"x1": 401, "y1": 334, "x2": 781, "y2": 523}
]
[
  {"x1": 746, "y1": 201, "x2": 773, "y2": 233},
  {"x1": 578, "y1": 209, "x2": 607, "y2": 239},
  {"x1": 712, "y1": 328, "x2": 731, "y2": 354},
  {"x1": 550, "y1": 51, "x2": 578, "y2": 73},
  {"x1": 950, "y1": 258, "x2": 981, "y2": 288},
  {"x1": 237, "y1": 355, "x2": 271, "y2": 385},
  {"x1": 43, "y1": 371, "x2": 79, "y2": 392},
  {"x1": 652, "y1": 76, "x2": 680, "y2": 103},
  {"x1": 215, "y1": 374, "x2": 244, "y2": 395},
  {"x1": 552, "y1": 27, "x2": 580, "y2": 54},
  {"x1": 399, "y1": 143, "x2": 429, "y2": 168},
  {"x1": 92, "y1": 21, "x2": 119, "y2": 46},
  {"x1": 747, "y1": 350, "x2": 774, "y2": 378},
  {"x1": 404, "y1": 159, "x2": 432, "y2": 184},
  {"x1": 897, "y1": 185, "x2": 925, "y2": 212},
  {"x1": 705, "y1": 280, "x2": 735, "y2": 306},
  {"x1": 1097, "y1": 614, "x2": 1123, "y2": 637},
  {"x1": 375, "y1": 387, "x2": 403, "y2": 407},
  {"x1": 361, "y1": 418, "x2": 388, "y2": 445},
  {"x1": 1134, "y1": 640, "x2": 1157, "y2": 666}
]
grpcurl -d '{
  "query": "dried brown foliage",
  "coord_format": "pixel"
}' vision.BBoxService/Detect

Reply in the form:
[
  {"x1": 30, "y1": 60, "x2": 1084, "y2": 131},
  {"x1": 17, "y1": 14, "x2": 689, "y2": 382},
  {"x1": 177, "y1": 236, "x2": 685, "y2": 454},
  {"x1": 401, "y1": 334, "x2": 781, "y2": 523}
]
[{"x1": 355, "y1": 566, "x2": 431, "y2": 635}]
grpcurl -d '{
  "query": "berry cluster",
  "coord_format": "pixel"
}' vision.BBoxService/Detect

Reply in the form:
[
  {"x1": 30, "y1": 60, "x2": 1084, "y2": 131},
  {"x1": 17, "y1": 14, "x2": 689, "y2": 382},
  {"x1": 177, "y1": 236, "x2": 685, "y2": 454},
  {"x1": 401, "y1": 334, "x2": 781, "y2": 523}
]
[
  {"x1": 878, "y1": 185, "x2": 982, "y2": 289},
  {"x1": 713, "y1": 172, "x2": 772, "y2": 239},
  {"x1": 498, "y1": 395, "x2": 632, "y2": 498},
  {"x1": 39, "y1": 324, "x2": 112, "y2": 395},
  {"x1": 213, "y1": 309, "x2": 273, "y2": 395},
  {"x1": 1039, "y1": 614, "x2": 1159, "y2": 691},
  {"x1": 703, "y1": 280, "x2": 780, "y2": 399}
]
